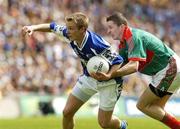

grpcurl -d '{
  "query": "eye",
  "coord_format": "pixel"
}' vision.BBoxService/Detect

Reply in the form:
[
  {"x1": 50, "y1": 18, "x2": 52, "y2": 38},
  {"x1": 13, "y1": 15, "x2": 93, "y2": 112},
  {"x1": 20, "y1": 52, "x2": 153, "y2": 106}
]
[{"x1": 68, "y1": 27, "x2": 73, "y2": 31}]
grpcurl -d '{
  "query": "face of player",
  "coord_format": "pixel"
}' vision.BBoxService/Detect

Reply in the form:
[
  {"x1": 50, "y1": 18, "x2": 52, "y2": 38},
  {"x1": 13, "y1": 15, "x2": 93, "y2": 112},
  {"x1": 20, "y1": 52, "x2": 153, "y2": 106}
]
[
  {"x1": 66, "y1": 21, "x2": 84, "y2": 44},
  {"x1": 107, "y1": 21, "x2": 125, "y2": 41}
]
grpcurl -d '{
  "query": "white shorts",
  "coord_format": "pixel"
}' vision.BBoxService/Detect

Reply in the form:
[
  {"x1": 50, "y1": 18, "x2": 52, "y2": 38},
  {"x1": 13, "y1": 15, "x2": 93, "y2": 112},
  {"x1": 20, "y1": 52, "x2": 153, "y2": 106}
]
[
  {"x1": 151, "y1": 54, "x2": 180, "y2": 93},
  {"x1": 71, "y1": 75, "x2": 122, "y2": 111}
]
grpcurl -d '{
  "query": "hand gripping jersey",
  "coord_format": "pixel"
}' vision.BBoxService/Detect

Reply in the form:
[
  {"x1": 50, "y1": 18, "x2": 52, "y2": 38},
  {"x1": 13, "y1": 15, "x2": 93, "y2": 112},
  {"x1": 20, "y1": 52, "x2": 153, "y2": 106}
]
[
  {"x1": 119, "y1": 27, "x2": 175, "y2": 75},
  {"x1": 50, "y1": 22, "x2": 123, "y2": 79}
]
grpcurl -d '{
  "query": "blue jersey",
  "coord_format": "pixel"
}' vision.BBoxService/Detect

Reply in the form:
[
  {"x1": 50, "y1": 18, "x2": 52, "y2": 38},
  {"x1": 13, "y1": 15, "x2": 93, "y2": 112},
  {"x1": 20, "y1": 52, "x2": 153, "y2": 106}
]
[{"x1": 50, "y1": 22, "x2": 123, "y2": 77}]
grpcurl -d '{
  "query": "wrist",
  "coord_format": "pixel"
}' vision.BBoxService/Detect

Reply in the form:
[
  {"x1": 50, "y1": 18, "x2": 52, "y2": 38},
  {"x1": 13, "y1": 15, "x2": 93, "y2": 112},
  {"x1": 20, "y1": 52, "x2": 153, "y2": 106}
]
[
  {"x1": 31, "y1": 25, "x2": 38, "y2": 31},
  {"x1": 111, "y1": 71, "x2": 116, "y2": 78}
]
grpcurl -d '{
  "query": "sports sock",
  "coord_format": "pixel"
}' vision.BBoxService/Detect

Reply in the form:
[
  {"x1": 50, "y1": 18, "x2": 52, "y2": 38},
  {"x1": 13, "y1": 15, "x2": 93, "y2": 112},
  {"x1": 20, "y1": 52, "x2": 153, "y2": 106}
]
[
  {"x1": 120, "y1": 120, "x2": 127, "y2": 129},
  {"x1": 161, "y1": 112, "x2": 180, "y2": 129}
]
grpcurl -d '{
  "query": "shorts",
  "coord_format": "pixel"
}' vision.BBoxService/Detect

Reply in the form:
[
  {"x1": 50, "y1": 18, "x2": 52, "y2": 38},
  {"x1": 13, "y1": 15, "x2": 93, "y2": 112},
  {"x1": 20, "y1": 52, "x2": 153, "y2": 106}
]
[
  {"x1": 71, "y1": 75, "x2": 123, "y2": 111},
  {"x1": 150, "y1": 54, "x2": 180, "y2": 94}
]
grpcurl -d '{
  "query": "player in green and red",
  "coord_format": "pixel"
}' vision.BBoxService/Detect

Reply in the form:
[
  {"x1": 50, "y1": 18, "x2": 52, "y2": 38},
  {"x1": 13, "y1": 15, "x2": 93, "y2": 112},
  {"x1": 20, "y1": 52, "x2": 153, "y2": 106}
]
[{"x1": 92, "y1": 12, "x2": 180, "y2": 129}]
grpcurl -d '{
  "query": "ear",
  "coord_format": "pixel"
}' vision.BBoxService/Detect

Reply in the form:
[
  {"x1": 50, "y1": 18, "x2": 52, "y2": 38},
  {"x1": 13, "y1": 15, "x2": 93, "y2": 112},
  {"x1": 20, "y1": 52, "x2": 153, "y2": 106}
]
[
  {"x1": 121, "y1": 24, "x2": 126, "y2": 28},
  {"x1": 120, "y1": 24, "x2": 127, "y2": 32}
]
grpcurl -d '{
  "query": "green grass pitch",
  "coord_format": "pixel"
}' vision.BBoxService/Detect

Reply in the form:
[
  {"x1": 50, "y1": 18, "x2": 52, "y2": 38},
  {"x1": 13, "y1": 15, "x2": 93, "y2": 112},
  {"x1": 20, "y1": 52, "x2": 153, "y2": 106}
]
[{"x1": 0, "y1": 116, "x2": 169, "y2": 129}]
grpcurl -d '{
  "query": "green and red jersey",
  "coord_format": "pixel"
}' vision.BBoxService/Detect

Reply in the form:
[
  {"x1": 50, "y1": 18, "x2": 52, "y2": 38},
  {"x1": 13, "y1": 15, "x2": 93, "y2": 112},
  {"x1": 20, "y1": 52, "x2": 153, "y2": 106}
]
[{"x1": 119, "y1": 27, "x2": 175, "y2": 75}]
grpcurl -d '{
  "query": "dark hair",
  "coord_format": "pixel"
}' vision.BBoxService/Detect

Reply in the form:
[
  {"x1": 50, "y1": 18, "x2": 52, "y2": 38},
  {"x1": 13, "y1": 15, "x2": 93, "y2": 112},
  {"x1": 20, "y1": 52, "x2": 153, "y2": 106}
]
[{"x1": 106, "y1": 12, "x2": 128, "y2": 26}]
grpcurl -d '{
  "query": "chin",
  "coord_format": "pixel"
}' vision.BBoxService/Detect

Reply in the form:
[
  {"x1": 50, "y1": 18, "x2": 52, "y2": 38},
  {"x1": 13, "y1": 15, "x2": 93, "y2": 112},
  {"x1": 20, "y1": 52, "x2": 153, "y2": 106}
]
[{"x1": 112, "y1": 36, "x2": 118, "y2": 40}]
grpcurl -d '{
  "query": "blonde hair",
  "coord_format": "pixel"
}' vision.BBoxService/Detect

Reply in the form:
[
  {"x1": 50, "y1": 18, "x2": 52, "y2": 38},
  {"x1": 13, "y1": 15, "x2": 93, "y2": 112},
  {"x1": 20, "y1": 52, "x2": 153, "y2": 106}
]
[{"x1": 65, "y1": 12, "x2": 89, "y2": 30}]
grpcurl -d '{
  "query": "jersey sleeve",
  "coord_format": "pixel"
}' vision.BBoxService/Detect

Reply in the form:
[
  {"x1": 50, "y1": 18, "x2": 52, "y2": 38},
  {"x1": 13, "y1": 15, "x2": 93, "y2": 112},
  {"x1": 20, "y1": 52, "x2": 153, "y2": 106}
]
[
  {"x1": 50, "y1": 22, "x2": 70, "y2": 41},
  {"x1": 127, "y1": 37, "x2": 146, "y2": 62}
]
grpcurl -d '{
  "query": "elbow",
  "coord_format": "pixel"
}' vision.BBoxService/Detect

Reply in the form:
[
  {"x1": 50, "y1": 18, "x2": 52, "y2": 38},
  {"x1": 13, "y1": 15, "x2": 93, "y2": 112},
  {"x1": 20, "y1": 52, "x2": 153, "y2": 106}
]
[
  {"x1": 135, "y1": 62, "x2": 139, "y2": 72},
  {"x1": 130, "y1": 61, "x2": 139, "y2": 73},
  {"x1": 134, "y1": 67, "x2": 138, "y2": 72},
  {"x1": 131, "y1": 66, "x2": 138, "y2": 73}
]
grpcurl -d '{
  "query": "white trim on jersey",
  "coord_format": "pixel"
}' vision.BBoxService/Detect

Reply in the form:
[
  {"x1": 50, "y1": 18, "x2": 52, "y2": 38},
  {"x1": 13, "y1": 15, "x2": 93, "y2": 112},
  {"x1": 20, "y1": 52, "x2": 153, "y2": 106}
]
[
  {"x1": 52, "y1": 25, "x2": 65, "y2": 36},
  {"x1": 102, "y1": 38, "x2": 110, "y2": 46},
  {"x1": 90, "y1": 48, "x2": 98, "y2": 55},
  {"x1": 74, "y1": 31, "x2": 89, "y2": 50},
  {"x1": 51, "y1": 25, "x2": 71, "y2": 43}
]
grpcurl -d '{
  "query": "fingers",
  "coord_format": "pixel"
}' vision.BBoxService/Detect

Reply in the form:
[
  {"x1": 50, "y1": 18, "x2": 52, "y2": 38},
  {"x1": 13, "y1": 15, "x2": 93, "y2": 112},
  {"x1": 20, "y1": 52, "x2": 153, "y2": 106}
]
[
  {"x1": 22, "y1": 26, "x2": 33, "y2": 36},
  {"x1": 96, "y1": 72, "x2": 104, "y2": 76},
  {"x1": 28, "y1": 30, "x2": 33, "y2": 36},
  {"x1": 90, "y1": 72, "x2": 105, "y2": 81},
  {"x1": 22, "y1": 26, "x2": 27, "y2": 36},
  {"x1": 90, "y1": 73, "x2": 96, "y2": 78},
  {"x1": 90, "y1": 73, "x2": 98, "y2": 80},
  {"x1": 22, "y1": 26, "x2": 28, "y2": 34}
]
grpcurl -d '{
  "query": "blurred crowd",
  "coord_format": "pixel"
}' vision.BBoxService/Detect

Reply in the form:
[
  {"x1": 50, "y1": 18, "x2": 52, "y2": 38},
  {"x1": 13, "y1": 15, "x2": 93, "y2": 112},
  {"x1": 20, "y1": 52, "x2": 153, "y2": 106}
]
[{"x1": 0, "y1": 0, "x2": 180, "y2": 98}]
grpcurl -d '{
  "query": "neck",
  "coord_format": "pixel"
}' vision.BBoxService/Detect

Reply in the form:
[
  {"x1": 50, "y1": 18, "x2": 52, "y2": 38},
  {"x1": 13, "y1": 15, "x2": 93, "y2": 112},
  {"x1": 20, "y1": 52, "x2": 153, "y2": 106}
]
[{"x1": 76, "y1": 32, "x2": 86, "y2": 47}]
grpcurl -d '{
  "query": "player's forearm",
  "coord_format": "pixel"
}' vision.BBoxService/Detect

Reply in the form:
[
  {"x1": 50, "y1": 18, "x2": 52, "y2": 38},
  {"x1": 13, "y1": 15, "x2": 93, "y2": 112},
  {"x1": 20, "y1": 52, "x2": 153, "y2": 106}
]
[
  {"x1": 108, "y1": 63, "x2": 122, "y2": 75},
  {"x1": 31, "y1": 24, "x2": 51, "y2": 32},
  {"x1": 111, "y1": 61, "x2": 138, "y2": 77}
]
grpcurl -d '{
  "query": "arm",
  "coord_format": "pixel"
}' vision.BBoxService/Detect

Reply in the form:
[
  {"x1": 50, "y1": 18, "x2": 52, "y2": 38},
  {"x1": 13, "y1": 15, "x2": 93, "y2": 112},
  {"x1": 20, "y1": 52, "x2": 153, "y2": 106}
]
[
  {"x1": 111, "y1": 60, "x2": 139, "y2": 78},
  {"x1": 91, "y1": 50, "x2": 124, "y2": 80},
  {"x1": 92, "y1": 60, "x2": 138, "y2": 81},
  {"x1": 108, "y1": 63, "x2": 122, "y2": 75},
  {"x1": 22, "y1": 23, "x2": 51, "y2": 36},
  {"x1": 90, "y1": 63, "x2": 122, "y2": 80}
]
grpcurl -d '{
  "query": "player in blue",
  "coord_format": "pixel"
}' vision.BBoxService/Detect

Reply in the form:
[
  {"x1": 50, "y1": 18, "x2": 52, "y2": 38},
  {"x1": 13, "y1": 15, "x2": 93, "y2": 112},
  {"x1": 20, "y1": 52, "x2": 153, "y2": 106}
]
[{"x1": 22, "y1": 12, "x2": 127, "y2": 129}]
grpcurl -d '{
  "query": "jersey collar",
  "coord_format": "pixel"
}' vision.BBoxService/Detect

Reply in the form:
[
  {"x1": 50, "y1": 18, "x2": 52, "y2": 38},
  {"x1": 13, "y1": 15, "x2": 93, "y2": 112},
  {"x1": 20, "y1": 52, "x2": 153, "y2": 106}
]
[
  {"x1": 121, "y1": 26, "x2": 132, "y2": 42},
  {"x1": 119, "y1": 26, "x2": 133, "y2": 49},
  {"x1": 74, "y1": 31, "x2": 89, "y2": 50}
]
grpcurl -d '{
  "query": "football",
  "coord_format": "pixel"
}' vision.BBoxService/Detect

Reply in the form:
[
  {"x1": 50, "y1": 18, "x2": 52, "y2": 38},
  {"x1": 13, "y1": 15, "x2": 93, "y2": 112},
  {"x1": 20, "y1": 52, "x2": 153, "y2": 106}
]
[{"x1": 87, "y1": 56, "x2": 109, "y2": 74}]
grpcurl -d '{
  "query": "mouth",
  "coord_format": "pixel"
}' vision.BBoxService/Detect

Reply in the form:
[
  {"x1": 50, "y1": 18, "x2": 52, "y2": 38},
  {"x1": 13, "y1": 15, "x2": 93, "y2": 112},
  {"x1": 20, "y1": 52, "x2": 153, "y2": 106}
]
[
  {"x1": 68, "y1": 34, "x2": 72, "y2": 39},
  {"x1": 69, "y1": 35, "x2": 74, "y2": 40}
]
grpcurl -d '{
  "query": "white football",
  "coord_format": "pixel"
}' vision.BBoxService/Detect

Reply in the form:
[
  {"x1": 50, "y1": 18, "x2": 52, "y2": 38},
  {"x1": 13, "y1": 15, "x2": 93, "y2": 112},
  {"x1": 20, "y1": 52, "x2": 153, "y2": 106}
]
[{"x1": 87, "y1": 56, "x2": 109, "y2": 74}]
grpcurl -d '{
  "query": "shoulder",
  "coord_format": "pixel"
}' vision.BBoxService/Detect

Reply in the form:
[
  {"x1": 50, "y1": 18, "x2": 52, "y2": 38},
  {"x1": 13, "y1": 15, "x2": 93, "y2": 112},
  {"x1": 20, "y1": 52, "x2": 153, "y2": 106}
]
[
  {"x1": 50, "y1": 22, "x2": 70, "y2": 40},
  {"x1": 50, "y1": 22, "x2": 66, "y2": 32},
  {"x1": 88, "y1": 30, "x2": 110, "y2": 46}
]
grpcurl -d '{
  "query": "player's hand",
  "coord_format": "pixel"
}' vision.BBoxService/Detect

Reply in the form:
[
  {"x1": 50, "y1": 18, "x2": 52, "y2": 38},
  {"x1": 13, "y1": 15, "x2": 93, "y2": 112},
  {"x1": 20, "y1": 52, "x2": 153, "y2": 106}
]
[
  {"x1": 90, "y1": 72, "x2": 111, "y2": 81},
  {"x1": 22, "y1": 26, "x2": 34, "y2": 36}
]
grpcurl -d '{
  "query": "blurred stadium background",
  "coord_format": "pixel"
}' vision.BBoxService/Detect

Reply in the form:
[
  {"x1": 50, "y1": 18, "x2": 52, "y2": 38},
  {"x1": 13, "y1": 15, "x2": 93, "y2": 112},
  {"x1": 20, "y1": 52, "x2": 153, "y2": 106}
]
[{"x1": 0, "y1": 0, "x2": 180, "y2": 129}]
